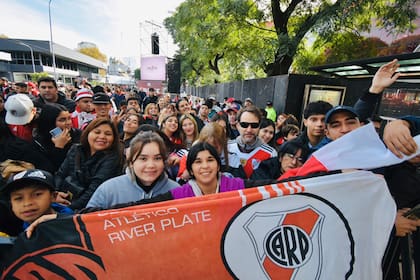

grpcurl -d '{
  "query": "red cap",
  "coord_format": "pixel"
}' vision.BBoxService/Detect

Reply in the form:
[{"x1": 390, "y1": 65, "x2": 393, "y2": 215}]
[{"x1": 227, "y1": 97, "x2": 235, "y2": 103}]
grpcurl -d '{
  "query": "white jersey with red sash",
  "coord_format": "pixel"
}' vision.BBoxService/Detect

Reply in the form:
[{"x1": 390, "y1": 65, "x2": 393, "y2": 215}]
[{"x1": 228, "y1": 140, "x2": 277, "y2": 178}]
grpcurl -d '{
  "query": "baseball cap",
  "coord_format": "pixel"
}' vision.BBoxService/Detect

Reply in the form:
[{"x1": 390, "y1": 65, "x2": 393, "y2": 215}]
[
  {"x1": 245, "y1": 97, "x2": 253, "y2": 103},
  {"x1": 92, "y1": 92, "x2": 111, "y2": 104},
  {"x1": 325, "y1": 106, "x2": 359, "y2": 124},
  {"x1": 27, "y1": 81, "x2": 36, "y2": 88},
  {"x1": 266, "y1": 101, "x2": 273, "y2": 106},
  {"x1": 5, "y1": 94, "x2": 35, "y2": 125},
  {"x1": 1, "y1": 169, "x2": 55, "y2": 194},
  {"x1": 75, "y1": 88, "x2": 93, "y2": 102},
  {"x1": 224, "y1": 102, "x2": 241, "y2": 113},
  {"x1": 226, "y1": 97, "x2": 235, "y2": 103}
]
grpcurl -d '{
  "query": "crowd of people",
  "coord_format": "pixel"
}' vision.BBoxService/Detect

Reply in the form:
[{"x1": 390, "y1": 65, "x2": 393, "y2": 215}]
[{"x1": 0, "y1": 59, "x2": 419, "y2": 279}]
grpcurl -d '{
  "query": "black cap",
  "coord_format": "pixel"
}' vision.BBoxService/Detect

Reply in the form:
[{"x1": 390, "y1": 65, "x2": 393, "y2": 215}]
[
  {"x1": 1, "y1": 169, "x2": 55, "y2": 194},
  {"x1": 325, "y1": 106, "x2": 359, "y2": 124},
  {"x1": 92, "y1": 85, "x2": 105, "y2": 94},
  {"x1": 92, "y1": 92, "x2": 111, "y2": 104}
]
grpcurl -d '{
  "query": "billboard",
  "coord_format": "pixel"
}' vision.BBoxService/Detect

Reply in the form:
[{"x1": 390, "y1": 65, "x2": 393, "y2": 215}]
[{"x1": 140, "y1": 56, "x2": 166, "y2": 81}]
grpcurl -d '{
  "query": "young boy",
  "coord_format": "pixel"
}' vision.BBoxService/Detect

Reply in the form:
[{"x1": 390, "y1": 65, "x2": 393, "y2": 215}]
[{"x1": 1, "y1": 169, "x2": 73, "y2": 230}]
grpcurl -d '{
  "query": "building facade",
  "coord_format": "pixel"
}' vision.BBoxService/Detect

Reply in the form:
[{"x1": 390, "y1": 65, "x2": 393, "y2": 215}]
[{"x1": 0, "y1": 38, "x2": 106, "y2": 84}]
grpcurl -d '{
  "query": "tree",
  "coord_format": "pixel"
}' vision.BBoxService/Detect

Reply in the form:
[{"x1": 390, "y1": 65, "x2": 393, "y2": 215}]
[
  {"x1": 265, "y1": 0, "x2": 416, "y2": 76},
  {"x1": 165, "y1": 0, "x2": 275, "y2": 85},
  {"x1": 30, "y1": 72, "x2": 50, "y2": 82},
  {"x1": 165, "y1": 0, "x2": 417, "y2": 83},
  {"x1": 292, "y1": 34, "x2": 388, "y2": 73},
  {"x1": 134, "y1": 68, "x2": 141, "y2": 80},
  {"x1": 78, "y1": 47, "x2": 107, "y2": 62}
]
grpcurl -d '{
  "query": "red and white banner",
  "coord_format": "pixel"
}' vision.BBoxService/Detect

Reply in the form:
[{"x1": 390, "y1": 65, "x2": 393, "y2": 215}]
[
  {"x1": 282, "y1": 123, "x2": 420, "y2": 178},
  {"x1": 2, "y1": 171, "x2": 395, "y2": 280}
]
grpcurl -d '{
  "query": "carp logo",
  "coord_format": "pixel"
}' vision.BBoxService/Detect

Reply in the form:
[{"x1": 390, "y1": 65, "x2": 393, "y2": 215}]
[
  {"x1": 2, "y1": 245, "x2": 106, "y2": 279},
  {"x1": 222, "y1": 193, "x2": 355, "y2": 280}
]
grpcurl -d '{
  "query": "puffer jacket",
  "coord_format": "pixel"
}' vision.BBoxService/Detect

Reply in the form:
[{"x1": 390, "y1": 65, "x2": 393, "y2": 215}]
[{"x1": 55, "y1": 144, "x2": 123, "y2": 210}]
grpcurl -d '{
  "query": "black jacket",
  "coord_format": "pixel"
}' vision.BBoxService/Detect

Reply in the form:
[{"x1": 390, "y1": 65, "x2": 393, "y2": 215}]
[
  {"x1": 250, "y1": 157, "x2": 282, "y2": 180},
  {"x1": 34, "y1": 92, "x2": 76, "y2": 113},
  {"x1": 55, "y1": 144, "x2": 123, "y2": 210},
  {"x1": 33, "y1": 128, "x2": 81, "y2": 172},
  {"x1": 0, "y1": 135, "x2": 55, "y2": 173}
]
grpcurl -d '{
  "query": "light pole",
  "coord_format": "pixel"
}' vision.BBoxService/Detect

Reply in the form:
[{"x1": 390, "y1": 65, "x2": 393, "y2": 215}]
[
  {"x1": 48, "y1": 0, "x2": 57, "y2": 80},
  {"x1": 18, "y1": 42, "x2": 36, "y2": 73}
]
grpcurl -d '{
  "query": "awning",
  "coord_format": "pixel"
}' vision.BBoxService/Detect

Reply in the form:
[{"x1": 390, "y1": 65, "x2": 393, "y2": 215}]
[{"x1": 310, "y1": 52, "x2": 420, "y2": 80}]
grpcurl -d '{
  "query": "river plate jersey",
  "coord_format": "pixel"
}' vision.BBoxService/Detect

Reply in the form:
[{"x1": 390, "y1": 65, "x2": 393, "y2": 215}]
[{"x1": 228, "y1": 140, "x2": 277, "y2": 178}]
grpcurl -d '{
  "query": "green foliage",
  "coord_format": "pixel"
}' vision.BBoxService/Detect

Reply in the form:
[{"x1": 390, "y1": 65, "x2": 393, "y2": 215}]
[
  {"x1": 322, "y1": 33, "x2": 388, "y2": 63},
  {"x1": 30, "y1": 72, "x2": 50, "y2": 82},
  {"x1": 165, "y1": 0, "x2": 418, "y2": 83},
  {"x1": 134, "y1": 68, "x2": 141, "y2": 80},
  {"x1": 78, "y1": 47, "x2": 107, "y2": 62},
  {"x1": 293, "y1": 33, "x2": 388, "y2": 73}
]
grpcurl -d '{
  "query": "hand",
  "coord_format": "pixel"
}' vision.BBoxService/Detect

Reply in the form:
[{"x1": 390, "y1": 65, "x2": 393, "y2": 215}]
[
  {"x1": 180, "y1": 170, "x2": 191, "y2": 181},
  {"x1": 51, "y1": 128, "x2": 72, "y2": 148},
  {"x1": 369, "y1": 59, "x2": 401, "y2": 94},
  {"x1": 167, "y1": 154, "x2": 180, "y2": 166},
  {"x1": 395, "y1": 209, "x2": 420, "y2": 237},
  {"x1": 55, "y1": 191, "x2": 71, "y2": 206},
  {"x1": 383, "y1": 119, "x2": 417, "y2": 158},
  {"x1": 25, "y1": 214, "x2": 58, "y2": 239}
]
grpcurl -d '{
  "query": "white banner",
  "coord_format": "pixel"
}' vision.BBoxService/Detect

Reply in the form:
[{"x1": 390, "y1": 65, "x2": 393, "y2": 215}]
[
  {"x1": 224, "y1": 170, "x2": 395, "y2": 279},
  {"x1": 1, "y1": 171, "x2": 395, "y2": 279}
]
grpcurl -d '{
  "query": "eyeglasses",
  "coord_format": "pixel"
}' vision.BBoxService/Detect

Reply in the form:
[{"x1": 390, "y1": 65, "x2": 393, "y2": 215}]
[
  {"x1": 239, "y1": 122, "x2": 260, "y2": 129},
  {"x1": 285, "y1": 153, "x2": 304, "y2": 163}
]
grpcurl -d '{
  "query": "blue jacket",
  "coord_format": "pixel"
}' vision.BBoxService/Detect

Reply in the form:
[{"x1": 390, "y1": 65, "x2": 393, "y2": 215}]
[
  {"x1": 23, "y1": 203, "x2": 73, "y2": 230},
  {"x1": 86, "y1": 170, "x2": 179, "y2": 208}
]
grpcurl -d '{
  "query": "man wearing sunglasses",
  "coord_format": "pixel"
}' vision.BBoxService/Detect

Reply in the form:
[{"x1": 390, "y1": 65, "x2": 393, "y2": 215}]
[{"x1": 227, "y1": 106, "x2": 277, "y2": 179}]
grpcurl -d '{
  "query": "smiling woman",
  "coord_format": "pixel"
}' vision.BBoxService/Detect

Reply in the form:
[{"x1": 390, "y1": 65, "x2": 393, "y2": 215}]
[
  {"x1": 54, "y1": 118, "x2": 124, "y2": 210},
  {"x1": 86, "y1": 131, "x2": 179, "y2": 208}
]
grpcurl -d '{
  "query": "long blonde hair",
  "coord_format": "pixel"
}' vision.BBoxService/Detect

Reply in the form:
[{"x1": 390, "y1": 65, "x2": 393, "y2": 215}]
[{"x1": 197, "y1": 122, "x2": 229, "y2": 166}]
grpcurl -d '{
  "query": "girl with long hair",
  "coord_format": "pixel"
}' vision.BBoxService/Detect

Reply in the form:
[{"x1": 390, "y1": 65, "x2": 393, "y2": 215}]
[
  {"x1": 87, "y1": 131, "x2": 179, "y2": 208},
  {"x1": 143, "y1": 103, "x2": 159, "y2": 127},
  {"x1": 179, "y1": 114, "x2": 199, "y2": 150}
]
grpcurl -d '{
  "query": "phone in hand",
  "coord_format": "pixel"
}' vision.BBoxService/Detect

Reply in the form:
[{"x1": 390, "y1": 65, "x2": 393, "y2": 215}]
[
  {"x1": 49, "y1": 127, "x2": 63, "y2": 138},
  {"x1": 403, "y1": 204, "x2": 420, "y2": 220}
]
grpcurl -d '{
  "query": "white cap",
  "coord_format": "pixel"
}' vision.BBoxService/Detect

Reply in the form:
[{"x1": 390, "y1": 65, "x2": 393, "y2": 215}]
[{"x1": 5, "y1": 94, "x2": 34, "y2": 125}]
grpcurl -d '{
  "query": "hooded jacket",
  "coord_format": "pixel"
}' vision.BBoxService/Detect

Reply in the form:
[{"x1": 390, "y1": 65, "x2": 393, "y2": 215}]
[{"x1": 86, "y1": 169, "x2": 179, "y2": 208}]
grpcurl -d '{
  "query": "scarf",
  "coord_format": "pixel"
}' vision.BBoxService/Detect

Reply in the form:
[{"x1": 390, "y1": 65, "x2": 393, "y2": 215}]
[
  {"x1": 236, "y1": 135, "x2": 263, "y2": 153},
  {"x1": 189, "y1": 176, "x2": 221, "y2": 196}
]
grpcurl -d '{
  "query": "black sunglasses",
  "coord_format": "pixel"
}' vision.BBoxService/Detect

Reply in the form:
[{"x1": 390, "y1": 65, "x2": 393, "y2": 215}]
[{"x1": 239, "y1": 122, "x2": 260, "y2": 129}]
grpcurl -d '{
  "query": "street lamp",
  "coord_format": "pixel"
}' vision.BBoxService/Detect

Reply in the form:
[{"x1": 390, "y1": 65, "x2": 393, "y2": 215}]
[
  {"x1": 48, "y1": 0, "x2": 57, "y2": 80},
  {"x1": 18, "y1": 42, "x2": 36, "y2": 73}
]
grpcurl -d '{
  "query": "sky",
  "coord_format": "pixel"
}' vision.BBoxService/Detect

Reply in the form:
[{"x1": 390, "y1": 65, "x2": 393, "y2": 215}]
[{"x1": 2, "y1": 0, "x2": 185, "y2": 68}]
